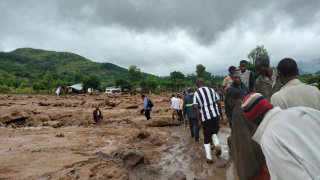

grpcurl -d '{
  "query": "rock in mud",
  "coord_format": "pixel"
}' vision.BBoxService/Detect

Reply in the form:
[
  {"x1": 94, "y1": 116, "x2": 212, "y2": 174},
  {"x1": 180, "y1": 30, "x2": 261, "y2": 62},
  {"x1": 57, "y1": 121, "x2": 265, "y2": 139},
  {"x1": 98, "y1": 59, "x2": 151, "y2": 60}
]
[
  {"x1": 38, "y1": 115, "x2": 51, "y2": 122},
  {"x1": 145, "y1": 117, "x2": 173, "y2": 127},
  {"x1": 44, "y1": 121, "x2": 63, "y2": 128},
  {"x1": 80, "y1": 101, "x2": 86, "y2": 105},
  {"x1": 119, "y1": 148, "x2": 144, "y2": 170},
  {"x1": 149, "y1": 137, "x2": 163, "y2": 146},
  {"x1": 0, "y1": 111, "x2": 29, "y2": 123},
  {"x1": 131, "y1": 122, "x2": 146, "y2": 129},
  {"x1": 168, "y1": 170, "x2": 186, "y2": 180},
  {"x1": 137, "y1": 129, "x2": 150, "y2": 139},
  {"x1": 38, "y1": 102, "x2": 51, "y2": 106}
]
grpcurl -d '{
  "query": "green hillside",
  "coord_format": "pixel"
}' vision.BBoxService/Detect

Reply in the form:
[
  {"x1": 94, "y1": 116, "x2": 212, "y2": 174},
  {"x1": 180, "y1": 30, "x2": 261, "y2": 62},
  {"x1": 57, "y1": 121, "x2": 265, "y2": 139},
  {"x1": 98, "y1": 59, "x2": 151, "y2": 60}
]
[{"x1": 0, "y1": 48, "x2": 154, "y2": 83}]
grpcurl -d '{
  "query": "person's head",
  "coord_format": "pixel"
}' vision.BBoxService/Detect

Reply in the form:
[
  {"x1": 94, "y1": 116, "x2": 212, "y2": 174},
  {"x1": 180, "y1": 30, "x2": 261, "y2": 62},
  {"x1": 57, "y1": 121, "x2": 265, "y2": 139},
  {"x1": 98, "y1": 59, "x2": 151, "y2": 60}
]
[
  {"x1": 196, "y1": 78, "x2": 205, "y2": 88},
  {"x1": 226, "y1": 88, "x2": 242, "y2": 109},
  {"x1": 228, "y1": 66, "x2": 237, "y2": 76},
  {"x1": 255, "y1": 57, "x2": 270, "y2": 76},
  {"x1": 232, "y1": 72, "x2": 241, "y2": 86},
  {"x1": 277, "y1": 58, "x2": 299, "y2": 85},
  {"x1": 211, "y1": 82, "x2": 218, "y2": 91},
  {"x1": 242, "y1": 93, "x2": 274, "y2": 126},
  {"x1": 171, "y1": 94, "x2": 176, "y2": 98},
  {"x1": 178, "y1": 95, "x2": 182, "y2": 99},
  {"x1": 96, "y1": 105, "x2": 99, "y2": 109},
  {"x1": 141, "y1": 94, "x2": 145, "y2": 100},
  {"x1": 187, "y1": 88, "x2": 194, "y2": 94},
  {"x1": 239, "y1": 60, "x2": 248, "y2": 73}
]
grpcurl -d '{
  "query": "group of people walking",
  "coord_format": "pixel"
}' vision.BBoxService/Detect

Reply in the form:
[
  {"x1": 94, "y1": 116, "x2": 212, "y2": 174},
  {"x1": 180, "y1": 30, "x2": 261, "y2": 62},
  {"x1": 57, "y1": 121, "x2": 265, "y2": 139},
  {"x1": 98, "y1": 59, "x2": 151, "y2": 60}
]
[{"x1": 183, "y1": 57, "x2": 320, "y2": 180}]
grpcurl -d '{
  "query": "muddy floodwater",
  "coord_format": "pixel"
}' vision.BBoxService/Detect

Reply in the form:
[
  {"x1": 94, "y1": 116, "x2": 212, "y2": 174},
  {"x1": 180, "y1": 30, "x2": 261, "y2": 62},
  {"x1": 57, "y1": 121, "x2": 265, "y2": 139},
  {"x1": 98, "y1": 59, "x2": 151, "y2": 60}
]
[{"x1": 0, "y1": 94, "x2": 238, "y2": 179}]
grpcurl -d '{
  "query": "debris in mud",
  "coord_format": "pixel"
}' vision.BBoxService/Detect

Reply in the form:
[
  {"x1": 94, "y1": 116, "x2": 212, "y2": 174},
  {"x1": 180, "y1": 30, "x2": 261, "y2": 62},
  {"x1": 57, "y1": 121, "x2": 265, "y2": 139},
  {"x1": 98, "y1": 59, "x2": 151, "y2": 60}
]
[
  {"x1": 56, "y1": 133, "x2": 65, "y2": 137},
  {"x1": 0, "y1": 111, "x2": 29, "y2": 123},
  {"x1": 168, "y1": 170, "x2": 186, "y2": 180},
  {"x1": 145, "y1": 117, "x2": 174, "y2": 127},
  {"x1": 43, "y1": 121, "x2": 63, "y2": 128},
  {"x1": 149, "y1": 137, "x2": 163, "y2": 146},
  {"x1": 38, "y1": 102, "x2": 51, "y2": 106},
  {"x1": 137, "y1": 129, "x2": 150, "y2": 139},
  {"x1": 131, "y1": 121, "x2": 146, "y2": 129}
]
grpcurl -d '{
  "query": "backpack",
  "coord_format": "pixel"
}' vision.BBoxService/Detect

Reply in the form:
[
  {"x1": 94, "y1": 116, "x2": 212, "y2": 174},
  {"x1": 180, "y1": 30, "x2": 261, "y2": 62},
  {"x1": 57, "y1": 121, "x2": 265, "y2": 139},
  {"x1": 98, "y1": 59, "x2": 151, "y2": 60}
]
[{"x1": 147, "y1": 98, "x2": 154, "y2": 108}]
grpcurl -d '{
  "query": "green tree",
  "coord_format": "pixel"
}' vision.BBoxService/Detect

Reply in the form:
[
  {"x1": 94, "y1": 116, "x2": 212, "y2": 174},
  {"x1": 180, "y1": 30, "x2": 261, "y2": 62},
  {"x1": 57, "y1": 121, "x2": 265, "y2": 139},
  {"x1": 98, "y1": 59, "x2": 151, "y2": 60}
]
[
  {"x1": 247, "y1": 45, "x2": 270, "y2": 65},
  {"x1": 56, "y1": 78, "x2": 68, "y2": 87},
  {"x1": 205, "y1": 80, "x2": 211, "y2": 87},
  {"x1": 204, "y1": 71, "x2": 212, "y2": 81},
  {"x1": 32, "y1": 82, "x2": 45, "y2": 94},
  {"x1": 43, "y1": 70, "x2": 54, "y2": 90},
  {"x1": 74, "y1": 71, "x2": 84, "y2": 83},
  {"x1": 139, "y1": 79, "x2": 147, "y2": 89},
  {"x1": 246, "y1": 62, "x2": 259, "y2": 79},
  {"x1": 115, "y1": 78, "x2": 132, "y2": 92},
  {"x1": 127, "y1": 65, "x2": 142, "y2": 82},
  {"x1": 196, "y1": 64, "x2": 206, "y2": 78},
  {"x1": 170, "y1": 71, "x2": 185, "y2": 80},
  {"x1": 82, "y1": 75, "x2": 101, "y2": 94},
  {"x1": 145, "y1": 76, "x2": 159, "y2": 91}
]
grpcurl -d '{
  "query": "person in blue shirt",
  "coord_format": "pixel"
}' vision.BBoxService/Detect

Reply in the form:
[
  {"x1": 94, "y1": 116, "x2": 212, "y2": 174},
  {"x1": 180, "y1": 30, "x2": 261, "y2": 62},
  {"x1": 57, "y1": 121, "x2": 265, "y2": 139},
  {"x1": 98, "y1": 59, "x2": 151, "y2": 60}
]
[
  {"x1": 142, "y1": 94, "x2": 151, "y2": 120},
  {"x1": 183, "y1": 88, "x2": 200, "y2": 141}
]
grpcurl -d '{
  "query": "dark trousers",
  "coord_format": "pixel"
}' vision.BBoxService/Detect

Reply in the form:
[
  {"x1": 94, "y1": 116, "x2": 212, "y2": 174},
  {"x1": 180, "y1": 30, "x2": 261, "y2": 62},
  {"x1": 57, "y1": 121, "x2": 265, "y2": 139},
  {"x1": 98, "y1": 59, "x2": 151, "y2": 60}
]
[
  {"x1": 189, "y1": 118, "x2": 200, "y2": 141},
  {"x1": 145, "y1": 110, "x2": 151, "y2": 120},
  {"x1": 201, "y1": 116, "x2": 219, "y2": 144},
  {"x1": 215, "y1": 124, "x2": 220, "y2": 135}
]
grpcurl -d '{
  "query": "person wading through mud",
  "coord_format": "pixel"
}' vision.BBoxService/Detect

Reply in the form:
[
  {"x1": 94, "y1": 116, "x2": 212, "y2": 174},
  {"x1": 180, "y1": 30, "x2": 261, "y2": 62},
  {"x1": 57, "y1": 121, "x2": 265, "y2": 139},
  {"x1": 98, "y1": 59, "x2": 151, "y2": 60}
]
[
  {"x1": 170, "y1": 94, "x2": 179, "y2": 121},
  {"x1": 93, "y1": 105, "x2": 103, "y2": 126},
  {"x1": 211, "y1": 83, "x2": 223, "y2": 135},
  {"x1": 226, "y1": 89, "x2": 270, "y2": 180},
  {"x1": 183, "y1": 88, "x2": 200, "y2": 141},
  {"x1": 178, "y1": 94, "x2": 185, "y2": 126},
  {"x1": 271, "y1": 58, "x2": 320, "y2": 110},
  {"x1": 239, "y1": 60, "x2": 255, "y2": 93},
  {"x1": 193, "y1": 78, "x2": 221, "y2": 163},
  {"x1": 242, "y1": 93, "x2": 320, "y2": 180},
  {"x1": 225, "y1": 72, "x2": 250, "y2": 129},
  {"x1": 142, "y1": 94, "x2": 152, "y2": 120},
  {"x1": 254, "y1": 57, "x2": 283, "y2": 102}
]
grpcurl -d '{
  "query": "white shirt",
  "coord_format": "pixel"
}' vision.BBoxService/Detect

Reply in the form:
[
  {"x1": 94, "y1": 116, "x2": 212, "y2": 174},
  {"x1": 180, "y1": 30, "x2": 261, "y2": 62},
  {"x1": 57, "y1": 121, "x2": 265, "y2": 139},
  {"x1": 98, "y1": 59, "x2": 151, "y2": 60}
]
[
  {"x1": 253, "y1": 107, "x2": 320, "y2": 180},
  {"x1": 170, "y1": 97, "x2": 179, "y2": 109}
]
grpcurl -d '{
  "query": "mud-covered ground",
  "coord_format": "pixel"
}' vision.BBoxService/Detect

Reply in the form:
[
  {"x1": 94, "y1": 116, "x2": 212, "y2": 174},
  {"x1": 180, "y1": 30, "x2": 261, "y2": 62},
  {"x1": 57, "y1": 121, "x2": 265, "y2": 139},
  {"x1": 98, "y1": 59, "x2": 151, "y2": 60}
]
[{"x1": 0, "y1": 94, "x2": 237, "y2": 180}]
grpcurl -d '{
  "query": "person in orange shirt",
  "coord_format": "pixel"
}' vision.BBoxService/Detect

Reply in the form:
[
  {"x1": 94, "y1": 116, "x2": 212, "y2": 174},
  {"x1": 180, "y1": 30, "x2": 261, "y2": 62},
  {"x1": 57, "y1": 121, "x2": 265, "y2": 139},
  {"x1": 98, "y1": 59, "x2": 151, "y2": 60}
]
[{"x1": 222, "y1": 66, "x2": 237, "y2": 94}]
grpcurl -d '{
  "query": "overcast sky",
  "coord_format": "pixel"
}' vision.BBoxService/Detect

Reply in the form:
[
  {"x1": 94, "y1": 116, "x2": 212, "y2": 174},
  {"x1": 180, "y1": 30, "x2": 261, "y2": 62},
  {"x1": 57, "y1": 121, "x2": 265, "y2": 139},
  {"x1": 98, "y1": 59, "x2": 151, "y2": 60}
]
[{"x1": 1, "y1": 0, "x2": 320, "y2": 76}]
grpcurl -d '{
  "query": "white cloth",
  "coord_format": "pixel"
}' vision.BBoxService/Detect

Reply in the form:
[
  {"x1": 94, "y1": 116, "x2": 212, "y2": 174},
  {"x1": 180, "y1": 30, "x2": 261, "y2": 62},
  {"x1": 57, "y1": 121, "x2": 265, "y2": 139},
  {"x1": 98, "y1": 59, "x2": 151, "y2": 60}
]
[
  {"x1": 252, "y1": 107, "x2": 320, "y2": 180},
  {"x1": 170, "y1": 97, "x2": 179, "y2": 109},
  {"x1": 271, "y1": 79, "x2": 320, "y2": 110}
]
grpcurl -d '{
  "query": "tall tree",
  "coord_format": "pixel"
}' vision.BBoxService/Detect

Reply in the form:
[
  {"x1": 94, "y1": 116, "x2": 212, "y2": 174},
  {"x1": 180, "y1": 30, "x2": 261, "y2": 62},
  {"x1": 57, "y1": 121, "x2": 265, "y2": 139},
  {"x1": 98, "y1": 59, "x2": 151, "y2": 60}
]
[
  {"x1": 127, "y1": 65, "x2": 142, "y2": 82},
  {"x1": 115, "y1": 78, "x2": 131, "y2": 92},
  {"x1": 43, "y1": 70, "x2": 54, "y2": 90},
  {"x1": 247, "y1": 45, "x2": 270, "y2": 65},
  {"x1": 82, "y1": 75, "x2": 101, "y2": 94},
  {"x1": 145, "y1": 76, "x2": 159, "y2": 91},
  {"x1": 196, "y1": 64, "x2": 206, "y2": 78},
  {"x1": 74, "y1": 71, "x2": 84, "y2": 83},
  {"x1": 170, "y1": 71, "x2": 185, "y2": 80}
]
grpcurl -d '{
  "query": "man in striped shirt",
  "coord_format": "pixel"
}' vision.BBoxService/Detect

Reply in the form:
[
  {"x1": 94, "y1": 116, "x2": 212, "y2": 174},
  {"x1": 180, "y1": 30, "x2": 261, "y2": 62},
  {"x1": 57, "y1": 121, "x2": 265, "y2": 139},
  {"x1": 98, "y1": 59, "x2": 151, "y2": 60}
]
[{"x1": 193, "y1": 78, "x2": 221, "y2": 163}]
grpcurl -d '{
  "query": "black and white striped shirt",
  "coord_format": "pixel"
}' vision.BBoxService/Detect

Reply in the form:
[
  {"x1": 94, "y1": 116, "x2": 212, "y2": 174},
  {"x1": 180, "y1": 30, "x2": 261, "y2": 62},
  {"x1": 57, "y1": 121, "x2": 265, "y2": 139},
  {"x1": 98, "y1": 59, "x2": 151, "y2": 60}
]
[{"x1": 193, "y1": 87, "x2": 220, "y2": 121}]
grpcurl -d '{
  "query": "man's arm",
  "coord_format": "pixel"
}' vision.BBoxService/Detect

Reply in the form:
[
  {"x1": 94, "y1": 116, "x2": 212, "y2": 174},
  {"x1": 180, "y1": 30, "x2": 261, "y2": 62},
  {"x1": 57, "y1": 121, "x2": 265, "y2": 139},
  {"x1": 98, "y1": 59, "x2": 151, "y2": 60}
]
[
  {"x1": 143, "y1": 98, "x2": 148, "y2": 110},
  {"x1": 254, "y1": 78, "x2": 260, "y2": 93},
  {"x1": 249, "y1": 71, "x2": 255, "y2": 93},
  {"x1": 183, "y1": 98, "x2": 187, "y2": 117}
]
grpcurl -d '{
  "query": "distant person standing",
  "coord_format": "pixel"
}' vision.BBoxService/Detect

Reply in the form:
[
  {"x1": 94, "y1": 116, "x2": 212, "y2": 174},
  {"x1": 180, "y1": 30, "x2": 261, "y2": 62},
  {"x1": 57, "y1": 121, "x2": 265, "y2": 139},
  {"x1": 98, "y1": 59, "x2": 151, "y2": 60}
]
[
  {"x1": 222, "y1": 66, "x2": 237, "y2": 94},
  {"x1": 183, "y1": 88, "x2": 200, "y2": 141},
  {"x1": 239, "y1": 60, "x2": 255, "y2": 93},
  {"x1": 193, "y1": 78, "x2": 221, "y2": 164},
  {"x1": 93, "y1": 105, "x2": 103, "y2": 126},
  {"x1": 142, "y1": 94, "x2": 152, "y2": 120},
  {"x1": 178, "y1": 94, "x2": 184, "y2": 125},
  {"x1": 170, "y1": 94, "x2": 180, "y2": 121},
  {"x1": 225, "y1": 72, "x2": 250, "y2": 129},
  {"x1": 271, "y1": 58, "x2": 320, "y2": 110},
  {"x1": 254, "y1": 57, "x2": 283, "y2": 102}
]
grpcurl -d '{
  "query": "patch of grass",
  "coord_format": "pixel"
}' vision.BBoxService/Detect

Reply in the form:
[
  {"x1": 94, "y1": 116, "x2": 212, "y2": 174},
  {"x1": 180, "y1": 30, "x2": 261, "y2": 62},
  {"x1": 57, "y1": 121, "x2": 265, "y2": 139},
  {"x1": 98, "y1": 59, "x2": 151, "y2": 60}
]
[{"x1": 31, "y1": 149, "x2": 44, "y2": 153}]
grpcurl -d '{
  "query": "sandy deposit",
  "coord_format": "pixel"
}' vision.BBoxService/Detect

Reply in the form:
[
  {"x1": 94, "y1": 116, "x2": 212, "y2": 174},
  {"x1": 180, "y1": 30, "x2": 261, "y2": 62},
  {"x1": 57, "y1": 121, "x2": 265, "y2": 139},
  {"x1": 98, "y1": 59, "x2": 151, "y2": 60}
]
[{"x1": 0, "y1": 93, "x2": 237, "y2": 180}]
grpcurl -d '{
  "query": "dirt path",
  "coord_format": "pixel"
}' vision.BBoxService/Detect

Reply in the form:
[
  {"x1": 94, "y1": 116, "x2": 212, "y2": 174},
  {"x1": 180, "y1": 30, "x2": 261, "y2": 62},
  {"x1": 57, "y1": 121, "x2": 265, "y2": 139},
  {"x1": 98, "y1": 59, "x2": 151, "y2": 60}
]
[{"x1": 0, "y1": 94, "x2": 237, "y2": 179}]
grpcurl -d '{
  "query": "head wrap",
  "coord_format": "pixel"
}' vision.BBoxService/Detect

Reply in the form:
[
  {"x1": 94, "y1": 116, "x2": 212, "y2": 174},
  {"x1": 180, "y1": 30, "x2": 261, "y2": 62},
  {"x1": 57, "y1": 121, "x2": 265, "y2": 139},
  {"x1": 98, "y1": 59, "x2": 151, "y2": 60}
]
[
  {"x1": 242, "y1": 93, "x2": 274, "y2": 121},
  {"x1": 96, "y1": 105, "x2": 99, "y2": 108}
]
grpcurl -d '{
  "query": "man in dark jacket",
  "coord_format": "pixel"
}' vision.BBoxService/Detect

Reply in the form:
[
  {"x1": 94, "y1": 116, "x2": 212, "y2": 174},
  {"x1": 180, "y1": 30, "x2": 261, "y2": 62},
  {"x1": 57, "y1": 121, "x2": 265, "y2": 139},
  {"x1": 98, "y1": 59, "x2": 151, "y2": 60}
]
[
  {"x1": 183, "y1": 88, "x2": 200, "y2": 141},
  {"x1": 225, "y1": 72, "x2": 250, "y2": 129}
]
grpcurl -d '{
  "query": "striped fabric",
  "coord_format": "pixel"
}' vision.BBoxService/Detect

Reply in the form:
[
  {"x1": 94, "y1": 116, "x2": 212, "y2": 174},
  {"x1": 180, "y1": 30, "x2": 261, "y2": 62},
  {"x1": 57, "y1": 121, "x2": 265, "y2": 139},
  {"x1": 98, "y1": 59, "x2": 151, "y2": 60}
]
[{"x1": 193, "y1": 87, "x2": 220, "y2": 121}]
